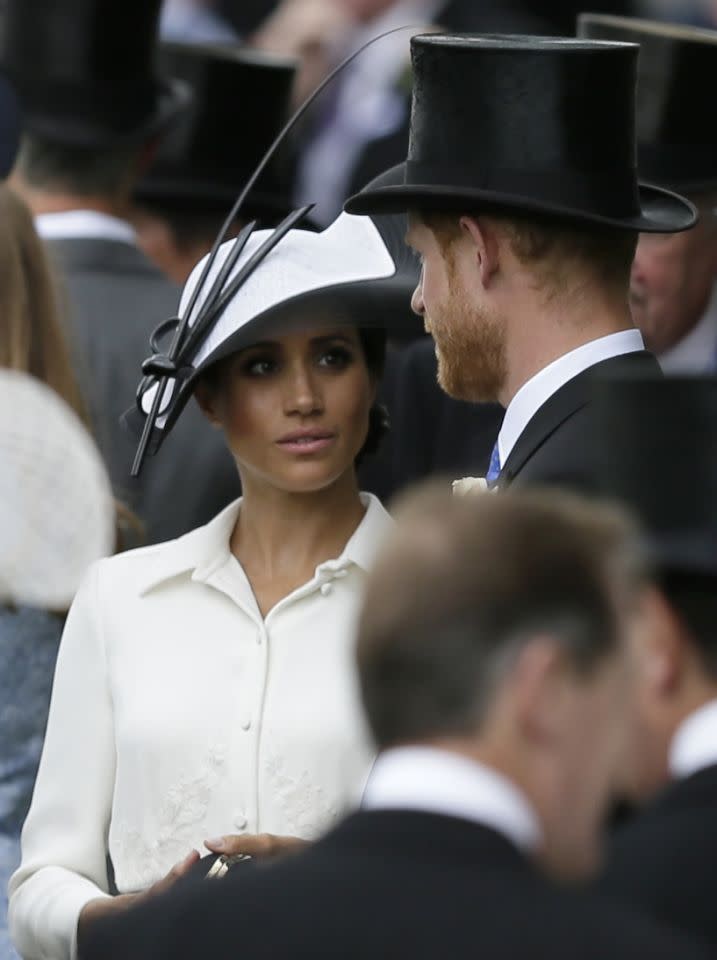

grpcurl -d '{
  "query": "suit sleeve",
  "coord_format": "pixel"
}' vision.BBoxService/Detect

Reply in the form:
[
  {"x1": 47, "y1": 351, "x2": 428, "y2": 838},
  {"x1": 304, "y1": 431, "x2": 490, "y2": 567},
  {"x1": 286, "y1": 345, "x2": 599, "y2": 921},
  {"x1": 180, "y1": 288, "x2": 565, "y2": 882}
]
[{"x1": 8, "y1": 561, "x2": 116, "y2": 960}]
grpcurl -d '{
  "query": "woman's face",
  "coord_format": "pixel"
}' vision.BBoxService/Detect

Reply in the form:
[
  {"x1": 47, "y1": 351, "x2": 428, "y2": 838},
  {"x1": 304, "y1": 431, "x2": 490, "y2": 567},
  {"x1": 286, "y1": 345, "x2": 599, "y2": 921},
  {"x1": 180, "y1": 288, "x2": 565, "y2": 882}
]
[{"x1": 197, "y1": 325, "x2": 376, "y2": 494}]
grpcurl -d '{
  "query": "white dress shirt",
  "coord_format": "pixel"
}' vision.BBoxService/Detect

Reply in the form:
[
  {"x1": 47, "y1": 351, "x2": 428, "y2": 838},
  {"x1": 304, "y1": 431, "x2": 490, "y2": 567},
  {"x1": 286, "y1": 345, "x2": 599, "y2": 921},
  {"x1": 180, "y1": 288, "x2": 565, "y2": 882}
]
[
  {"x1": 9, "y1": 494, "x2": 391, "y2": 960},
  {"x1": 659, "y1": 283, "x2": 717, "y2": 375},
  {"x1": 363, "y1": 746, "x2": 542, "y2": 854},
  {"x1": 669, "y1": 698, "x2": 717, "y2": 780},
  {"x1": 35, "y1": 209, "x2": 137, "y2": 246},
  {"x1": 498, "y1": 329, "x2": 645, "y2": 468}
]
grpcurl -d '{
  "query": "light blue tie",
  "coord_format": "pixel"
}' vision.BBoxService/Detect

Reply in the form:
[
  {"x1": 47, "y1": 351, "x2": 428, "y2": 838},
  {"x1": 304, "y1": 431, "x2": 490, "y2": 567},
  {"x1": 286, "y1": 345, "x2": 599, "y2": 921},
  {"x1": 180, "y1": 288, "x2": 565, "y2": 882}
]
[{"x1": 486, "y1": 441, "x2": 501, "y2": 486}]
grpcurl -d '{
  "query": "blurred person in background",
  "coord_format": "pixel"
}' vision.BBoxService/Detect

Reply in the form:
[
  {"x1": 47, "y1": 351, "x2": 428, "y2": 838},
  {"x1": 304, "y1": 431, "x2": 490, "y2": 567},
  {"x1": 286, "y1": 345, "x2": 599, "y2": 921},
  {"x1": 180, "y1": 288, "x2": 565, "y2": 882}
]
[
  {"x1": 133, "y1": 42, "x2": 298, "y2": 287},
  {"x1": 579, "y1": 16, "x2": 717, "y2": 374},
  {"x1": 160, "y1": 0, "x2": 238, "y2": 42},
  {"x1": 589, "y1": 374, "x2": 717, "y2": 951},
  {"x1": 81, "y1": 487, "x2": 707, "y2": 960},
  {"x1": 4, "y1": 0, "x2": 242, "y2": 545},
  {"x1": 7, "y1": 208, "x2": 399, "y2": 960},
  {"x1": 0, "y1": 368, "x2": 114, "y2": 960}
]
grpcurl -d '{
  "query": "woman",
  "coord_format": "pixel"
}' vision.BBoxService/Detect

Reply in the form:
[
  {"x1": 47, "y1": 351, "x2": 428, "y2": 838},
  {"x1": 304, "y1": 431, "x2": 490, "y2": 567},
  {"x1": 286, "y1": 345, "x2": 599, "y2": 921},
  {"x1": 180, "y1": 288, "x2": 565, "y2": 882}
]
[
  {"x1": 0, "y1": 185, "x2": 115, "y2": 960},
  {"x1": 9, "y1": 208, "x2": 405, "y2": 959}
]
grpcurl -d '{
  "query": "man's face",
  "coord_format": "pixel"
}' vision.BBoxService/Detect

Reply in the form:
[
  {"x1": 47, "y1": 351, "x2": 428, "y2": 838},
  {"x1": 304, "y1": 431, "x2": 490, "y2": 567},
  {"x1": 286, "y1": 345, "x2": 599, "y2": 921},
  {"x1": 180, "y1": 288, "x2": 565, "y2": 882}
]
[
  {"x1": 630, "y1": 207, "x2": 717, "y2": 356},
  {"x1": 406, "y1": 214, "x2": 507, "y2": 403}
]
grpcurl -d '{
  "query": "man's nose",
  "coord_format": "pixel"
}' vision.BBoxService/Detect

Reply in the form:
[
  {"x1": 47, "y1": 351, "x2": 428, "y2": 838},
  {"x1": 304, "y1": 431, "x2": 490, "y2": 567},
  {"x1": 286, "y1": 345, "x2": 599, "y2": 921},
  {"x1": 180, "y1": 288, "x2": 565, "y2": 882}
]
[{"x1": 411, "y1": 276, "x2": 425, "y2": 317}]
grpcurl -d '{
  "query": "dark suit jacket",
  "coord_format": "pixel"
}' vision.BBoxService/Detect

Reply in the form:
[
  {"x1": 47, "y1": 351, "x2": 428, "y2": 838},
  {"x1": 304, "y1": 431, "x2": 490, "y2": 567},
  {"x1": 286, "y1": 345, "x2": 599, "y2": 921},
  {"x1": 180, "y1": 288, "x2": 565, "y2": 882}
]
[
  {"x1": 598, "y1": 764, "x2": 717, "y2": 951},
  {"x1": 83, "y1": 809, "x2": 706, "y2": 960},
  {"x1": 47, "y1": 237, "x2": 240, "y2": 545},
  {"x1": 499, "y1": 350, "x2": 662, "y2": 491}
]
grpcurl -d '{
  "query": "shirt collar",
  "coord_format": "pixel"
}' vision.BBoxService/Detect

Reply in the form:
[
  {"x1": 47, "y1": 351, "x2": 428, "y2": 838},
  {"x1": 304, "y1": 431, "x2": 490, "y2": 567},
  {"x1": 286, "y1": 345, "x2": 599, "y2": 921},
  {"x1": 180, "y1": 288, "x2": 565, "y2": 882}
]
[
  {"x1": 659, "y1": 283, "x2": 717, "y2": 375},
  {"x1": 139, "y1": 492, "x2": 392, "y2": 596},
  {"x1": 498, "y1": 329, "x2": 645, "y2": 468},
  {"x1": 362, "y1": 746, "x2": 543, "y2": 854},
  {"x1": 669, "y1": 697, "x2": 717, "y2": 780},
  {"x1": 35, "y1": 209, "x2": 137, "y2": 246}
]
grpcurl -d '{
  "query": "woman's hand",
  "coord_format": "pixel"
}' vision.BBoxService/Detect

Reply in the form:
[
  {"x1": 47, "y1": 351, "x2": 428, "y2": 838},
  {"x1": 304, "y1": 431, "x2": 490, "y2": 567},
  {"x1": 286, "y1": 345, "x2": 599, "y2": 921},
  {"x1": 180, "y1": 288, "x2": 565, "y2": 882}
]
[
  {"x1": 77, "y1": 850, "x2": 200, "y2": 951},
  {"x1": 204, "y1": 833, "x2": 308, "y2": 860}
]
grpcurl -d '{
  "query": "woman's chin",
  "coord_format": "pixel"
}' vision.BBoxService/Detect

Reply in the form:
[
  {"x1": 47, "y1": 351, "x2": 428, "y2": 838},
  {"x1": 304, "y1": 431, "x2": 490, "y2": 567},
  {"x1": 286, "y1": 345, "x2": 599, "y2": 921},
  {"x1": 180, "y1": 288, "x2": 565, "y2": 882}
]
[{"x1": 264, "y1": 462, "x2": 354, "y2": 495}]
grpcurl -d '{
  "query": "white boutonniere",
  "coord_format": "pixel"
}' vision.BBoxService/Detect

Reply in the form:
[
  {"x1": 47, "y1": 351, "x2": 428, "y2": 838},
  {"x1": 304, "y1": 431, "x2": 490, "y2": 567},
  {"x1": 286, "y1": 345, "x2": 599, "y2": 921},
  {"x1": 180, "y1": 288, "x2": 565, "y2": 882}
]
[{"x1": 452, "y1": 476, "x2": 489, "y2": 496}]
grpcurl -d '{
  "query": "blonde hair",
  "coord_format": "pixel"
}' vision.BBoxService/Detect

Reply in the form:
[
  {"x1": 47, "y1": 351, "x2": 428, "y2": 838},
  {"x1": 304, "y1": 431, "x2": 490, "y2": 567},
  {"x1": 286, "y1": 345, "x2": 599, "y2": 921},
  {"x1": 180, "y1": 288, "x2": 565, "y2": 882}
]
[
  {"x1": 0, "y1": 184, "x2": 87, "y2": 421},
  {"x1": 0, "y1": 185, "x2": 141, "y2": 549}
]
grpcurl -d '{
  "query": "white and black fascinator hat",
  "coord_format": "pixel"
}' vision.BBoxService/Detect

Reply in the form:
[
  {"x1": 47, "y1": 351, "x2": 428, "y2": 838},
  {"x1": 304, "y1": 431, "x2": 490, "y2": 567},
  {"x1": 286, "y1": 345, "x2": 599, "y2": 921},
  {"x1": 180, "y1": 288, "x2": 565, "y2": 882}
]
[
  {"x1": 127, "y1": 28, "x2": 421, "y2": 477},
  {"x1": 126, "y1": 206, "x2": 412, "y2": 469}
]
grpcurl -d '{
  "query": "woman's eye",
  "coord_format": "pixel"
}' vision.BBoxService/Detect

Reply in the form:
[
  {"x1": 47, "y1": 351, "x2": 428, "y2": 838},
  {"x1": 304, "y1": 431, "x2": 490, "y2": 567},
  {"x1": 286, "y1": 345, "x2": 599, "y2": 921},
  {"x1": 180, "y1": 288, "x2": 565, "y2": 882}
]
[
  {"x1": 318, "y1": 347, "x2": 353, "y2": 369},
  {"x1": 243, "y1": 357, "x2": 277, "y2": 376}
]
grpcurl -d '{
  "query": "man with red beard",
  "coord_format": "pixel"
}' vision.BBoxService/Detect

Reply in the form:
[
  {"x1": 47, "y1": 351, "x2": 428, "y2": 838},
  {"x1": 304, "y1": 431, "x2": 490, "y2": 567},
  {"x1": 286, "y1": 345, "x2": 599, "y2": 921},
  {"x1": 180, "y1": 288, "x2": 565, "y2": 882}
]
[{"x1": 346, "y1": 33, "x2": 696, "y2": 490}]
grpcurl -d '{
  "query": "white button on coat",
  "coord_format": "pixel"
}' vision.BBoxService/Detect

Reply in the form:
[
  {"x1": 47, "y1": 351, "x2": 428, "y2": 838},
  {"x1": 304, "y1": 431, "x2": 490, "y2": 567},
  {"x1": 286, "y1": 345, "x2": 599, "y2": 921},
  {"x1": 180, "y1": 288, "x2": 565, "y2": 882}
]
[{"x1": 8, "y1": 494, "x2": 393, "y2": 960}]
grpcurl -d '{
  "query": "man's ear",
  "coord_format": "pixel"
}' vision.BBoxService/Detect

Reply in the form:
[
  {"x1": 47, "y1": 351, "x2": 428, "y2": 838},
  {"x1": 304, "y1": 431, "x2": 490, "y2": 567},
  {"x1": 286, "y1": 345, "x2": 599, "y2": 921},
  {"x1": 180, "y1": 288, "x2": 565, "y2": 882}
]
[
  {"x1": 638, "y1": 586, "x2": 688, "y2": 697},
  {"x1": 194, "y1": 382, "x2": 223, "y2": 428},
  {"x1": 459, "y1": 215, "x2": 501, "y2": 288},
  {"x1": 511, "y1": 637, "x2": 574, "y2": 747}
]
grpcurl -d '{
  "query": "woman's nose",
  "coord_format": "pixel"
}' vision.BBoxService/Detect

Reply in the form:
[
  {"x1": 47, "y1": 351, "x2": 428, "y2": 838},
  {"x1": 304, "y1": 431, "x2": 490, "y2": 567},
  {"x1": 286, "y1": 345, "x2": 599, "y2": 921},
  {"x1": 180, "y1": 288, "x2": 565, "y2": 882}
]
[{"x1": 284, "y1": 364, "x2": 322, "y2": 415}]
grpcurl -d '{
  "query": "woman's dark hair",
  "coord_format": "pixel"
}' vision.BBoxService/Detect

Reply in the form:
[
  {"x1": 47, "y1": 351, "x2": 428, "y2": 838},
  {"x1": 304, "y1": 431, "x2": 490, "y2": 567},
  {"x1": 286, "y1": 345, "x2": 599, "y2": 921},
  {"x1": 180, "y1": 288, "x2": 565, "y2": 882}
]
[{"x1": 356, "y1": 325, "x2": 389, "y2": 466}]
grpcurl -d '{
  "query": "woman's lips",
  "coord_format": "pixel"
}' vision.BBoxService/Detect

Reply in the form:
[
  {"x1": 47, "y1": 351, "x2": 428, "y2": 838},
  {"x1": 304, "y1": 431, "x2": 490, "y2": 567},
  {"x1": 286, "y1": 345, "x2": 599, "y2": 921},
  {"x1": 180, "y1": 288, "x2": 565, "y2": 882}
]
[{"x1": 276, "y1": 431, "x2": 336, "y2": 455}]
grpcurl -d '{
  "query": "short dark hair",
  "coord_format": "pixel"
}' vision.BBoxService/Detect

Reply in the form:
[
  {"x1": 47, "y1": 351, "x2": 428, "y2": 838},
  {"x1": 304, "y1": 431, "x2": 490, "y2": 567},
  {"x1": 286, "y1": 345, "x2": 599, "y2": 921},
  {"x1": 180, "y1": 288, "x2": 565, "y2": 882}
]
[
  {"x1": 660, "y1": 569, "x2": 717, "y2": 678},
  {"x1": 421, "y1": 210, "x2": 638, "y2": 300},
  {"x1": 16, "y1": 133, "x2": 143, "y2": 196},
  {"x1": 357, "y1": 486, "x2": 647, "y2": 749}
]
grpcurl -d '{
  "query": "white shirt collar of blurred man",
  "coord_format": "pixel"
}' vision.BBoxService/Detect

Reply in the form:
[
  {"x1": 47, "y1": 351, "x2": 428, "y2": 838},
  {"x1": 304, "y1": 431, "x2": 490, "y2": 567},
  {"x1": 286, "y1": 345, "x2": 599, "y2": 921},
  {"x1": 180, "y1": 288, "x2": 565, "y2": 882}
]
[
  {"x1": 669, "y1": 697, "x2": 717, "y2": 781},
  {"x1": 497, "y1": 329, "x2": 645, "y2": 469},
  {"x1": 35, "y1": 209, "x2": 137, "y2": 246},
  {"x1": 362, "y1": 745, "x2": 542, "y2": 853}
]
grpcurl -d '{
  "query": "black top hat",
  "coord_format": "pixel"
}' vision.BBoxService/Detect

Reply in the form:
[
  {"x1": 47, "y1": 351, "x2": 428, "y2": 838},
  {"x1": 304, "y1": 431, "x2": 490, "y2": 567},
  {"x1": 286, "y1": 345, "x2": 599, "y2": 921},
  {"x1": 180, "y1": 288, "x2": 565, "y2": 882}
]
[
  {"x1": 1, "y1": 0, "x2": 190, "y2": 147},
  {"x1": 135, "y1": 43, "x2": 297, "y2": 222},
  {"x1": 579, "y1": 15, "x2": 717, "y2": 195},
  {"x1": 346, "y1": 34, "x2": 696, "y2": 233},
  {"x1": 591, "y1": 374, "x2": 717, "y2": 577}
]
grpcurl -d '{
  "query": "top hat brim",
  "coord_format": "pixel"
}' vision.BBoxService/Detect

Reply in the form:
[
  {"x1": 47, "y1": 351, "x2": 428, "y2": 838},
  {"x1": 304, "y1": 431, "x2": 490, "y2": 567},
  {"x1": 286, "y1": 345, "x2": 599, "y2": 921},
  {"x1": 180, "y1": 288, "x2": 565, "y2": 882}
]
[
  {"x1": 24, "y1": 76, "x2": 192, "y2": 148},
  {"x1": 345, "y1": 164, "x2": 698, "y2": 234}
]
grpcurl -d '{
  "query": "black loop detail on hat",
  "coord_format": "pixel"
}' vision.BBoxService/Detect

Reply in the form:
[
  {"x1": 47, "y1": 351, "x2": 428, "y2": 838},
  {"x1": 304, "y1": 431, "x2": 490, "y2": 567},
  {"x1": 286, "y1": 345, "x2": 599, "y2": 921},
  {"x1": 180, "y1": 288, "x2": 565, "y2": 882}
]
[{"x1": 404, "y1": 161, "x2": 642, "y2": 219}]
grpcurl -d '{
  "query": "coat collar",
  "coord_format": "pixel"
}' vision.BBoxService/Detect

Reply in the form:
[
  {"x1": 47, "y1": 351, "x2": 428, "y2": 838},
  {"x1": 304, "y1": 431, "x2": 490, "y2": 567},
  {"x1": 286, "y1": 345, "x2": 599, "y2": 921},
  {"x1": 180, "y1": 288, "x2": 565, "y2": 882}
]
[
  {"x1": 499, "y1": 350, "x2": 662, "y2": 485},
  {"x1": 139, "y1": 493, "x2": 392, "y2": 596}
]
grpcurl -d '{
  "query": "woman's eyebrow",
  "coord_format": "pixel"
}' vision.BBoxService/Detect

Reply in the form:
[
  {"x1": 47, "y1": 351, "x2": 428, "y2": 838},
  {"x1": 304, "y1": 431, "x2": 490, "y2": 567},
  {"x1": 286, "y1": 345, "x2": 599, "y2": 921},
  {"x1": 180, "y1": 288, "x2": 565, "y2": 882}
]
[
  {"x1": 240, "y1": 340, "x2": 279, "y2": 352},
  {"x1": 310, "y1": 333, "x2": 354, "y2": 346}
]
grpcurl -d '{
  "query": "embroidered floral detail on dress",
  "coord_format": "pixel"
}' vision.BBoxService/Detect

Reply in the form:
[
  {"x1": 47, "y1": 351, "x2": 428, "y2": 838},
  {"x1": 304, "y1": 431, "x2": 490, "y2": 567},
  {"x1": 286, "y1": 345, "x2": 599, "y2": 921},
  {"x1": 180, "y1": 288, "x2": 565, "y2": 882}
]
[
  {"x1": 112, "y1": 745, "x2": 226, "y2": 891},
  {"x1": 264, "y1": 749, "x2": 340, "y2": 839}
]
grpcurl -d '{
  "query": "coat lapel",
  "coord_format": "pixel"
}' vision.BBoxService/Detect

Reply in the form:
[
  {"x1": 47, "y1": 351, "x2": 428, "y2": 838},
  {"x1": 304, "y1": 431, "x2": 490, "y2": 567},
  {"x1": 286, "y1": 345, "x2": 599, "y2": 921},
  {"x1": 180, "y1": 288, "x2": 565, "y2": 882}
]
[{"x1": 498, "y1": 350, "x2": 662, "y2": 486}]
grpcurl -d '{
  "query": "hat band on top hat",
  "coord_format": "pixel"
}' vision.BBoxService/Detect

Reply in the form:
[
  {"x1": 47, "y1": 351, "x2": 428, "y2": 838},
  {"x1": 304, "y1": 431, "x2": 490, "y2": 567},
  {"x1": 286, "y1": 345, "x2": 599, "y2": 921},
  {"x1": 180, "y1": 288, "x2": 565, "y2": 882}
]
[{"x1": 404, "y1": 161, "x2": 642, "y2": 218}]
